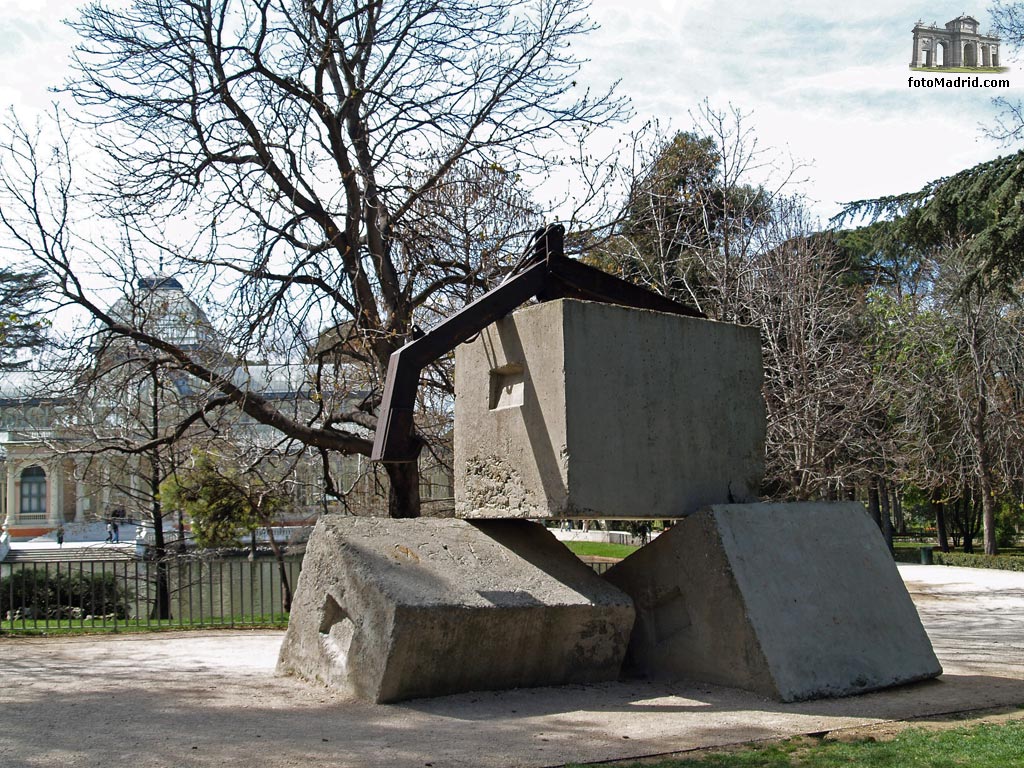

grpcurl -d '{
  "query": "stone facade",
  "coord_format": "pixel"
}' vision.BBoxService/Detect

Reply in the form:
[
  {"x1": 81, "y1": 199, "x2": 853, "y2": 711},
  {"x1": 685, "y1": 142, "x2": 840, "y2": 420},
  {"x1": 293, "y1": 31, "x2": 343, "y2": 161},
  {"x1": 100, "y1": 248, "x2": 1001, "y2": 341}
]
[
  {"x1": 0, "y1": 276, "x2": 453, "y2": 542},
  {"x1": 911, "y1": 15, "x2": 1000, "y2": 68}
]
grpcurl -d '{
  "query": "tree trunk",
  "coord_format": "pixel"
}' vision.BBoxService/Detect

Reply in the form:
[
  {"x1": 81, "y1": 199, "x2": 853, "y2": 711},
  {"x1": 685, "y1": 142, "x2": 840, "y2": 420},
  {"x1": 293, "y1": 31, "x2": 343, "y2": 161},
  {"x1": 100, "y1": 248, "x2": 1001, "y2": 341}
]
[
  {"x1": 932, "y1": 487, "x2": 950, "y2": 552},
  {"x1": 963, "y1": 495, "x2": 975, "y2": 553},
  {"x1": 893, "y1": 490, "x2": 906, "y2": 535},
  {"x1": 385, "y1": 460, "x2": 422, "y2": 518},
  {"x1": 979, "y1": 469, "x2": 999, "y2": 556},
  {"x1": 147, "y1": 368, "x2": 171, "y2": 620},
  {"x1": 967, "y1": 322, "x2": 998, "y2": 555},
  {"x1": 148, "y1": 470, "x2": 171, "y2": 620},
  {"x1": 878, "y1": 476, "x2": 894, "y2": 552},
  {"x1": 264, "y1": 525, "x2": 292, "y2": 613},
  {"x1": 177, "y1": 509, "x2": 187, "y2": 554},
  {"x1": 867, "y1": 480, "x2": 882, "y2": 529}
]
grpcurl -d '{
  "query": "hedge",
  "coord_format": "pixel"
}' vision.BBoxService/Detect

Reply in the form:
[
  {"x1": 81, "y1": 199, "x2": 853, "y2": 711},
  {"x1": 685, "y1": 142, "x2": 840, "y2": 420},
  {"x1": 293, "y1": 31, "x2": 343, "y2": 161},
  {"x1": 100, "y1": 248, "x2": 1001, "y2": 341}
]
[
  {"x1": 932, "y1": 551, "x2": 1024, "y2": 571},
  {"x1": 0, "y1": 570, "x2": 134, "y2": 619},
  {"x1": 893, "y1": 546, "x2": 1024, "y2": 572}
]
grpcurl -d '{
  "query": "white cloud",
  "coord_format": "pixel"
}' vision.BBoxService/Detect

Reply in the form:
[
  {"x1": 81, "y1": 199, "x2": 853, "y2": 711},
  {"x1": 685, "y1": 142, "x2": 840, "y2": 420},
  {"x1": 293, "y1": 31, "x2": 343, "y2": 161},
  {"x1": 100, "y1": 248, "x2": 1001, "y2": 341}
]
[
  {"x1": 579, "y1": 0, "x2": 1015, "y2": 221},
  {"x1": 0, "y1": 0, "x2": 1015, "y2": 226},
  {"x1": 0, "y1": 0, "x2": 78, "y2": 115}
]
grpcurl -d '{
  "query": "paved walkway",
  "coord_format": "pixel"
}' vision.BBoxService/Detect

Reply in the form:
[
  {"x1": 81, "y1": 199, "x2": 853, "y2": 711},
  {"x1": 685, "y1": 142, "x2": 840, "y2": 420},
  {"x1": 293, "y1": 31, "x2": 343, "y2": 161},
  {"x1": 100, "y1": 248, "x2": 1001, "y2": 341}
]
[{"x1": 1, "y1": 564, "x2": 1023, "y2": 767}]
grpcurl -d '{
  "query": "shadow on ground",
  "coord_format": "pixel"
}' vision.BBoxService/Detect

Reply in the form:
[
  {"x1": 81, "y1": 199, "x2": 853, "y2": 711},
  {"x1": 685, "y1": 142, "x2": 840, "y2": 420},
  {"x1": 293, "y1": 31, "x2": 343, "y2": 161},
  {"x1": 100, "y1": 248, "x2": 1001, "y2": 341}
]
[
  {"x1": 3, "y1": 565, "x2": 1024, "y2": 768},
  {"x1": 2, "y1": 631, "x2": 1024, "y2": 768}
]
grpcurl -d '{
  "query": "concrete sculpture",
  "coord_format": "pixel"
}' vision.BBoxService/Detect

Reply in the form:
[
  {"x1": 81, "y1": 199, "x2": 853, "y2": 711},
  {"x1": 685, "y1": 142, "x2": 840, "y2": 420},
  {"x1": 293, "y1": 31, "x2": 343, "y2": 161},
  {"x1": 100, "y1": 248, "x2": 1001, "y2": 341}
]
[
  {"x1": 604, "y1": 503, "x2": 941, "y2": 701},
  {"x1": 279, "y1": 225, "x2": 941, "y2": 703}
]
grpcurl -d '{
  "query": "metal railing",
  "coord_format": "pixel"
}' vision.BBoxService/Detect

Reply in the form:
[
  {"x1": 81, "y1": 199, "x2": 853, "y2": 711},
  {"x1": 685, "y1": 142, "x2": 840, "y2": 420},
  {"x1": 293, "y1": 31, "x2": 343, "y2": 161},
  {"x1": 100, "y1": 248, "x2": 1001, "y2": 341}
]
[
  {"x1": 1, "y1": 552, "x2": 621, "y2": 635},
  {"x1": 0, "y1": 556, "x2": 301, "y2": 633}
]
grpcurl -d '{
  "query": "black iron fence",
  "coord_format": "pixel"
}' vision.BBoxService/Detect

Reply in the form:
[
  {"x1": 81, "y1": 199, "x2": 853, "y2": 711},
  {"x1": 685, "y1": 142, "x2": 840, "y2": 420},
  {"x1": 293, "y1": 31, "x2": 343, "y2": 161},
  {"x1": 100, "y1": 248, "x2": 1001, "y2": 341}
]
[
  {"x1": 0, "y1": 556, "x2": 301, "y2": 633},
  {"x1": 1, "y1": 553, "x2": 621, "y2": 635}
]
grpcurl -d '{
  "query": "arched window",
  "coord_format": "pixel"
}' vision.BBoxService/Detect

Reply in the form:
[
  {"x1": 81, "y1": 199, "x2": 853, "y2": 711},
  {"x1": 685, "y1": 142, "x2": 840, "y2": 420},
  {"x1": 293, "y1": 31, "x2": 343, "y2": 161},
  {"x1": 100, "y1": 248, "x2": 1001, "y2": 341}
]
[{"x1": 20, "y1": 466, "x2": 46, "y2": 518}]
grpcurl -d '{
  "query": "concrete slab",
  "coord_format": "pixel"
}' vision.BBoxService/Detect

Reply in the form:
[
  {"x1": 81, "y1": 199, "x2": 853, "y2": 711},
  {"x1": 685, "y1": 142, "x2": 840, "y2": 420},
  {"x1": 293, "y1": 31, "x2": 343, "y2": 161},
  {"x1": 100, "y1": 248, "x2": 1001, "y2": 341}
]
[
  {"x1": 454, "y1": 299, "x2": 765, "y2": 519},
  {"x1": 2, "y1": 566, "x2": 1024, "y2": 768},
  {"x1": 277, "y1": 516, "x2": 634, "y2": 702},
  {"x1": 604, "y1": 502, "x2": 942, "y2": 701}
]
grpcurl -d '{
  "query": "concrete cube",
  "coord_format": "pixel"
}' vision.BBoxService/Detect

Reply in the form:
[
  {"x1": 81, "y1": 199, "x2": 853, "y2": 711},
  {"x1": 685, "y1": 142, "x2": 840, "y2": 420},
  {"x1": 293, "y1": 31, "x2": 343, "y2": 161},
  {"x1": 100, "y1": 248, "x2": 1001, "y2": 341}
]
[
  {"x1": 454, "y1": 299, "x2": 765, "y2": 519},
  {"x1": 603, "y1": 502, "x2": 942, "y2": 701},
  {"x1": 277, "y1": 516, "x2": 634, "y2": 703}
]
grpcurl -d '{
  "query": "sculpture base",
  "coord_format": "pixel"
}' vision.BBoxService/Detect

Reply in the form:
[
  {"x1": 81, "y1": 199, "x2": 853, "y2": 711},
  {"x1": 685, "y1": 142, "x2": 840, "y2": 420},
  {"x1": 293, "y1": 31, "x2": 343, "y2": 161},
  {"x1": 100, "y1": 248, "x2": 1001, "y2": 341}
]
[
  {"x1": 604, "y1": 502, "x2": 942, "y2": 701},
  {"x1": 278, "y1": 516, "x2": 635, "y2": 703}
]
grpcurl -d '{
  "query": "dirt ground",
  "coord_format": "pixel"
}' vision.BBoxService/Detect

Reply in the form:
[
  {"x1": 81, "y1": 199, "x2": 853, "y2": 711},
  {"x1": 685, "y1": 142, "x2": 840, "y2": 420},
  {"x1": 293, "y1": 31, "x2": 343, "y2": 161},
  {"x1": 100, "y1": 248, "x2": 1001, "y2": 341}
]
[{"x1": 2, "y1": 564, "x2": 1024, "y2": 768}]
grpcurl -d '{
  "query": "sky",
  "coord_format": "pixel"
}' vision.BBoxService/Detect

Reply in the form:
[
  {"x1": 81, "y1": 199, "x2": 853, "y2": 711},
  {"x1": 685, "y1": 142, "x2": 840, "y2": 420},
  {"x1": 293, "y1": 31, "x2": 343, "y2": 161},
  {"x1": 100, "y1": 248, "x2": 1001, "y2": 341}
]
[
  {"x1": 578, "y1": 0, "x2": 1018, "y2": 222},
  {"x1": 0, "y1": 0, "x2": 1018, "y2": 228}
]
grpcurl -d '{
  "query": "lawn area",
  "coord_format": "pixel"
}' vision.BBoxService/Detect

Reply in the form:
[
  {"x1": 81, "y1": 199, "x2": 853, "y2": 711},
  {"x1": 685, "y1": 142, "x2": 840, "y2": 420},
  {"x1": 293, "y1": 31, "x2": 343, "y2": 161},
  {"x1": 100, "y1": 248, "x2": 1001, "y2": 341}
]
[
  {"x1": 572, "y1": 718, "x2": 1024, "y2": 767},
  {"x1": 910, "y1": 66, "x2": 1009, "y2": 73},
  {"x1": 893, "y1": 540, "x2": 1024, "y2": 555},
  {"x1": 0, "y1": 613, "x2": 289, "y2": 635},
  {"x1": 562, "y1": 540, "x2": 640, "y2": 559}
]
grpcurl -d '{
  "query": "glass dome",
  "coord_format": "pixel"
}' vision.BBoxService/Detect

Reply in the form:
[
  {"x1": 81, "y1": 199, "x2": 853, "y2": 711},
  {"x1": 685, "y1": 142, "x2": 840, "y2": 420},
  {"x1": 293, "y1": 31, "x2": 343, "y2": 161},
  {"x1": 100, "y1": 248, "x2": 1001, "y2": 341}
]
[{"x1": 107, "y1": 275, "x2": 222, "y2": 356}]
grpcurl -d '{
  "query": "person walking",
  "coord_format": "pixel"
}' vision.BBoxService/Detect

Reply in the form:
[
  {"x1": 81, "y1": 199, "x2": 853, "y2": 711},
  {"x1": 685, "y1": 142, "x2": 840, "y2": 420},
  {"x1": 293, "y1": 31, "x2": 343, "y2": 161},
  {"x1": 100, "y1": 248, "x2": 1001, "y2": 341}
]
[
  {"x1": 56, "y1": 525, "x2": 65, "y2": 548},
  {"x1": 112, "y1": 521, "x2": 120, "y2": 543},
  {"x1": 105, "y1": 521, "x2": 113, "y2": 543}
]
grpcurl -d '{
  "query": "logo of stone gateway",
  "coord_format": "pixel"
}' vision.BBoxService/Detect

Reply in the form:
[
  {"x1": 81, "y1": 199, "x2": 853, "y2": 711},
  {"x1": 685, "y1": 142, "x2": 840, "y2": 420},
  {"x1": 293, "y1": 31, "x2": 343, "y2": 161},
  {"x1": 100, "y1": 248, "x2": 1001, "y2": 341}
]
[{"x1": 911, "y1": 14, "x2": 1005, "y2": 71}]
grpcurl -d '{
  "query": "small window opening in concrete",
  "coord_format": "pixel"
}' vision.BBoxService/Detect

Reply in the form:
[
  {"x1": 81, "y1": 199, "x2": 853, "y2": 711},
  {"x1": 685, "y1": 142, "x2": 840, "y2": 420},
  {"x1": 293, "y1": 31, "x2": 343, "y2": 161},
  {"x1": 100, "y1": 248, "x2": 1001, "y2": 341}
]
[{"x1": 489, "y1": 364, "x2": 525, "y2": 410}]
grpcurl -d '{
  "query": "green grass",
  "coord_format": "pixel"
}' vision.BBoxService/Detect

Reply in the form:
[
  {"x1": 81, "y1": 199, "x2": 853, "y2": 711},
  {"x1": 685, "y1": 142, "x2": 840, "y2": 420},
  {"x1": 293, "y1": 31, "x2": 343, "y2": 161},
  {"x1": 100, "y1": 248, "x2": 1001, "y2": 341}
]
[
  {"x1": 894, "y1": 540, "x2": 930, "y2": 548},
  {"x1": 0, "y1": 613, "x2": 289, "y2": 636},
  {"x1": 894, "y1": 539, "x2": 1024, "y2": 555},
  {"x1": 570, "y1": 719, "x2": 1024, "y2": 767},
  {"x1": 562, "y1": 541, "x2": 640, "y2": 559},
  {"x1": 910, "y1": 66, "x2": 1009, "y2": 74}
]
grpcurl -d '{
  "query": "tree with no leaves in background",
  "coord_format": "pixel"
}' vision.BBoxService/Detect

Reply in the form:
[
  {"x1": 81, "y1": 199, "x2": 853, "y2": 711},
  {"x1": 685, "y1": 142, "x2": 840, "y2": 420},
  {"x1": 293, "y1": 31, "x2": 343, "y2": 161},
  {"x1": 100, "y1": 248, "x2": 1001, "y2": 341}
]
[
  {"x1": 590, "y1": 103, "x2": 801, "y2": 324},
  {"x1": 0, "y1": 0, "x2": 625, "y2": 518}
]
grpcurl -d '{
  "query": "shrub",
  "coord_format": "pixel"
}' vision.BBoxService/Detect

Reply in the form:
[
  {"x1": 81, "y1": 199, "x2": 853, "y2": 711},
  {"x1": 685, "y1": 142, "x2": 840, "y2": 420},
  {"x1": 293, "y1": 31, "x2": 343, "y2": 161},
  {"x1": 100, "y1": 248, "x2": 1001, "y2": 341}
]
[
  {"x1": 932, "y1": 551, "x2": 1024, "y2": 572},
  {"x1": 0, "y1": 569, "x2": 134, "y2": 619}
]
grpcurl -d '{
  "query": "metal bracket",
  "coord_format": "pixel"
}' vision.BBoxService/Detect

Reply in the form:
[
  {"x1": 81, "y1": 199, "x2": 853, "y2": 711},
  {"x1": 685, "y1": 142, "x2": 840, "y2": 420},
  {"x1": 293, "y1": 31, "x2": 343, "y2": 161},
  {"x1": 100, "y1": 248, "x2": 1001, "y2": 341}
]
[{"x1": 371, "y1": 224, "x2": 705, "y2": 463}]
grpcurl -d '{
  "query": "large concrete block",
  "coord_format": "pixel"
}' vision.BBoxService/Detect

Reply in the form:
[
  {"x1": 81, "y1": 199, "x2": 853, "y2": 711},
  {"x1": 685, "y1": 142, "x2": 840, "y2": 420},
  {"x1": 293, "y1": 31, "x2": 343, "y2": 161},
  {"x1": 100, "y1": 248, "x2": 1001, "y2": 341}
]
[
  {"x1": 277, "y1": 516, "x2": 634, "y2": 703},
  {"x1": 454, "y1": 299, "x2": 765, "y2": 519},
  {"x1": 604, "y1": 502, "x2": 942, "y2": 701}
]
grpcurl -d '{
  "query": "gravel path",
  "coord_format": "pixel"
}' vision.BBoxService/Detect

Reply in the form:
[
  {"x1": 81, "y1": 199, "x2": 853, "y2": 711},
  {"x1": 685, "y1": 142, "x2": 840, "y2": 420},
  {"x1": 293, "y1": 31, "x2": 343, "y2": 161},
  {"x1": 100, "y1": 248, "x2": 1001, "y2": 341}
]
[{"x1": 1, "y1": 564, "x2": 1023, "y2": 768}]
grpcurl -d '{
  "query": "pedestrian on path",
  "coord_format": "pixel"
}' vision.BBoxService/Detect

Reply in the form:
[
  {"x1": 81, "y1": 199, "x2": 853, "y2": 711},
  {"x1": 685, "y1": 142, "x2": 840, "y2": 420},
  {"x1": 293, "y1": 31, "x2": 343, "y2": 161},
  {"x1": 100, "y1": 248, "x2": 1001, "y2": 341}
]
[{"x1": 56, "y1": 525, "x2": 64, "y2": 548}]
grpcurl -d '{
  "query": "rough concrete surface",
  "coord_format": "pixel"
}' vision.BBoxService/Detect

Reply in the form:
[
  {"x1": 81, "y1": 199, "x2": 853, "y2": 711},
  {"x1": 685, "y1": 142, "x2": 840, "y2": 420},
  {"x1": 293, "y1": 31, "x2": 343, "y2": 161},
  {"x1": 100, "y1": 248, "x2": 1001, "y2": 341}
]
[
  {"x1": 454, "y1": 300, "x2": 765, "y2": 519},
  {"x1": 277, "y1": 516, "x2": 634, "y2": 702},
  {"x1": 2, "y1": 565, "x2": 1023, "y2": 768},
  {"x1": 605, "y1": 503, "x2": 941, "y2": 701}
]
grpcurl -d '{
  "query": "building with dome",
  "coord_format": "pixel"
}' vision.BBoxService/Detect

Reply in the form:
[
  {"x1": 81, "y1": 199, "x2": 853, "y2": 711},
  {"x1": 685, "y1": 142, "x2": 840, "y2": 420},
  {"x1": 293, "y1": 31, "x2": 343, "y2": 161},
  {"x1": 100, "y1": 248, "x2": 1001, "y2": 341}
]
[{"x1": 0, "y1": 275, "x2": 452, "y2": 542}]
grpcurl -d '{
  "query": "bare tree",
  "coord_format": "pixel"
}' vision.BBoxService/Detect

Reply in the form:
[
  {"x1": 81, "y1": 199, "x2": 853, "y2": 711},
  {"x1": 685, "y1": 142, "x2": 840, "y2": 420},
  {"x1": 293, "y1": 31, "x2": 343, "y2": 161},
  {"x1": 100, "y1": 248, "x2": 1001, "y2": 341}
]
[
  {"x1": 746, "y1": 200, "x2": 875, "y2": 502},
  {"x1": 0, "y1": 0, "x2": 625, "y2": 517},
  {"x1": 594, "y1": 103, "x2": 803, "y2": 323},
  {"x1": 987, "y1": 2, "x2": 1024, "y2": 142}
]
